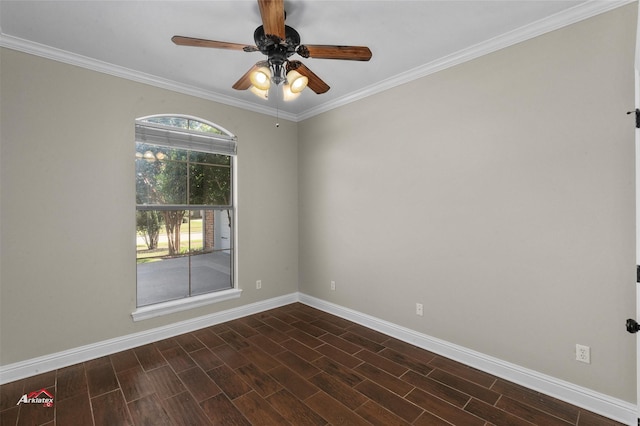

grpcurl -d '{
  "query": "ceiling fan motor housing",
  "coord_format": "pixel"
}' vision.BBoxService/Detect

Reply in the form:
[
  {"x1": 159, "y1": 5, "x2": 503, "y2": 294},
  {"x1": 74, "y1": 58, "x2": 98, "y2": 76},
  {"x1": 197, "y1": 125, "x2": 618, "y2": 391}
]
[
  {"x1": 254, "y1": 25, "x2": 300, "y2": 61},
  {"x1": 253, "y1": 25, "x2": 302, "y2": 85}
]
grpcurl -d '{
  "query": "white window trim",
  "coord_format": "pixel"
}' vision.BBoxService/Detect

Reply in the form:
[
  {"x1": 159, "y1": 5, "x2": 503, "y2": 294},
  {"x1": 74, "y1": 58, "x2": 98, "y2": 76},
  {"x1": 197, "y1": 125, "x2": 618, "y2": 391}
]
[{"x1": 131, "y1": 288, "x2": 242, "y2": 322}]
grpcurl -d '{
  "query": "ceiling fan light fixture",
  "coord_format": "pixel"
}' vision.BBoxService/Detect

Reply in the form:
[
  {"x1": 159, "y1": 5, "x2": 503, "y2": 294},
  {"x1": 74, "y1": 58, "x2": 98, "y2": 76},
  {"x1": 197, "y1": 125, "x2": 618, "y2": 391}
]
[
  {"x1": 282, "y1": 84, "x2": 301, "y2": 101},
  {"x1": 250, "y1": 66, "x2": 271, "y2": 90},
  {"x1": 286, "y1": 70, "x2": 308, "y2": 93},
  {"x1": 249, "y1": 85, "x2": 269, "y2": 99}
]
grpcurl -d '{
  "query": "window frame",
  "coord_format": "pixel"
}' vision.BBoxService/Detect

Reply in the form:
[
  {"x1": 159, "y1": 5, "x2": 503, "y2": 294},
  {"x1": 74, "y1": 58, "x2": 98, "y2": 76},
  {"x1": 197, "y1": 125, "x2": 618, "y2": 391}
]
[{"x1": 132, "y1": 115, "x2": 240, "y2": 321}]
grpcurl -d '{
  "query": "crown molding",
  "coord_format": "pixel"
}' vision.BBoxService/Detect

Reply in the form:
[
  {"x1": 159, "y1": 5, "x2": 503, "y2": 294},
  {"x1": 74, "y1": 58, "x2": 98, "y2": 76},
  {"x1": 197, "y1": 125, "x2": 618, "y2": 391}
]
[
  {"x1": 0, "y1": 33, "x2": 298, "y2": 122},
  {"x1": 0, "y1": 0, "x2": 633, "y2": 123},
  {"x1": 296, "y1": 0, "x2": 635, "y2": 121}
]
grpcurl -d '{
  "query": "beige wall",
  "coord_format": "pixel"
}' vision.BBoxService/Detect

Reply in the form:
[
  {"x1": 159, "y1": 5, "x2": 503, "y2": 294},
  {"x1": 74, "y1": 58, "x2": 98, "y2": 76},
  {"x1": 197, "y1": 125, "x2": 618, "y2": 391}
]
[
  {"x1": 298, "y1": 5, "x2": 637, "y2": 401},
  {"x1": 0, "y1": 49, "x2": 299, "y2": 364},
  {"x1": 0, "y1": 3, "x2": 637, "y2": 404}
]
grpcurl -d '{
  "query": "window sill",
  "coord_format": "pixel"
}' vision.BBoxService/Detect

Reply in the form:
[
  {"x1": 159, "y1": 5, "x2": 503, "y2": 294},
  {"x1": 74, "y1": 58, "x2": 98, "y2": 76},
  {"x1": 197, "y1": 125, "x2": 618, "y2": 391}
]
[{"x1": 131, "y1": 288, "x2": 242, "y2": 322}]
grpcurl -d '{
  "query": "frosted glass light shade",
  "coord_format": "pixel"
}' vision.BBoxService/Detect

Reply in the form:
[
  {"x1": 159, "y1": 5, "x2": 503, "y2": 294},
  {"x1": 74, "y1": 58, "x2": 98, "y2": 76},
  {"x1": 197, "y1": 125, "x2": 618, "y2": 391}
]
[
  {"x1": 250, "y1": 86, "x2": 269, "y2": 99},
  {"x1": 283, "y1": 84, "x2": 300, "y2": 101},
  {"x1": 250, "y1": 67, "x2": 271, "y2": 90},
  {"x1": 286, "y1": 70, "x2": 308, "y2": 93}
]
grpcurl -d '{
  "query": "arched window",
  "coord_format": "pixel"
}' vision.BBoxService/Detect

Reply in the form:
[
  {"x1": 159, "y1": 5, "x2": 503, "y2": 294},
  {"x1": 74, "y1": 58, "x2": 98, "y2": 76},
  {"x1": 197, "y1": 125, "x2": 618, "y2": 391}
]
[{"x1": 133, "y1": 115, "x2": 238, "y2": 318}]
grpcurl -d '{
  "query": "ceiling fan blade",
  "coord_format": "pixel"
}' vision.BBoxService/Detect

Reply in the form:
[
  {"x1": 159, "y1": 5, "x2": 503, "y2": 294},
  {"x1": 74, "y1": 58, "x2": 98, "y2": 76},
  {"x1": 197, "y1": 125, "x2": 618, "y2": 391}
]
[
  {"x1": 298, "y1": 45, "x2": 372, "y2": 61},
  {"x1": 288, "y1": 61, "x2": 330, "y2": 94},
  {"x1": 258, "y1": 0, "x2": 285, "y2": 39},
  {"x1": 172, "y1": 36, "x2": 257, "y2": 52},
  {"x1": 232, "y1": 65, "x2": 258, "y2": 90},
  {"x1": 232, "y1": 61, "x2": 269, "y2": 90}
]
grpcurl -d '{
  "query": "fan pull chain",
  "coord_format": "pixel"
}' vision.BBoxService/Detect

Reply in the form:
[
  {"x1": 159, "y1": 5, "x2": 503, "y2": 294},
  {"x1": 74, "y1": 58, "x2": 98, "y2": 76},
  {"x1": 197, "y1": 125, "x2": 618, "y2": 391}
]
[{"x1": 275, "y1": 88, "x2": 280, "y2": 128}]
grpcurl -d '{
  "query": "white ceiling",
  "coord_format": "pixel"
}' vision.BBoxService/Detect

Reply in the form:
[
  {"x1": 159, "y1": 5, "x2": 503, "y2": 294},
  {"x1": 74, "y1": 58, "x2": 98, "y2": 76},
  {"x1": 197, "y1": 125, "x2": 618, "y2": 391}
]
[{"x1": 0, "y1": 1, "x2": 631, "y2": 121}]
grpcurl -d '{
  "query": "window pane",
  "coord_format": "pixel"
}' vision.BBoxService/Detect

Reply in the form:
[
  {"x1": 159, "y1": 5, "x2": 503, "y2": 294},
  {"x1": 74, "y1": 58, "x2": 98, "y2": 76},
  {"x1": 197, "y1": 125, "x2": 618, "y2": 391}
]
[
  {"x1": 136, "y1": 209, "x2": 187, "y2": 260},
  {"x1": 136, "y1": 143, "x2": 188, "y2": 205},
  {"x1": 187, "y1": 211, "x2": 204, "y2": 255},
  {"x1": 136, "y1": 209, "x2": 190, "y2": 307},
  {"x1": 159, "y1": 161, "x2": 188, "y2": 204},
  {"x1": 137, "y1": 256, "x2": 190, "y2": 306},
  {"x1": 191, "y1": 209, "x2": 233, "y2": 295},
  {"x1": 140, "y1": 116, "x2": 228, "y2": 136},
  {"x1": 189, "y1": 164, "x2": 231, "y2": 205},
  {"x1": 189, "y1": 120, "x2": 225, "y2": 135},
  {"x1": 135, "y1": 208, "x2": 233, "y2": 306},
  {"x1": 143, "y1": 116, "x2": 189, "y2": 129},
  {"x1": 191, "y1": 249, "x2": 232, "y2": 296},
  {"x1": 189, "y1": 151, "x2": 231, "y2": 166},
  {"x1": 136, "y1": 143, "x2": 188, "y2": 163}
]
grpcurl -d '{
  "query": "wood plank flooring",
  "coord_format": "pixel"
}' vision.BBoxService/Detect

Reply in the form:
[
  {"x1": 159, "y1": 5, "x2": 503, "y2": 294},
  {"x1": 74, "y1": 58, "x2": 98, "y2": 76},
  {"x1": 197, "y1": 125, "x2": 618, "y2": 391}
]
[{"x1": 0, "y1": 303, "x2": 626, "y2": 425}]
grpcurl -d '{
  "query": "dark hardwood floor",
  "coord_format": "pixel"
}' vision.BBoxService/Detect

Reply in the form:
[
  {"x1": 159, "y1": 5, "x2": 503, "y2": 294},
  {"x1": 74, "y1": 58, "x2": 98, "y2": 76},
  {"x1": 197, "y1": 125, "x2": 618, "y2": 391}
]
[{"x1": 0, "y1": 303, "x2": 625, "y2": 425}]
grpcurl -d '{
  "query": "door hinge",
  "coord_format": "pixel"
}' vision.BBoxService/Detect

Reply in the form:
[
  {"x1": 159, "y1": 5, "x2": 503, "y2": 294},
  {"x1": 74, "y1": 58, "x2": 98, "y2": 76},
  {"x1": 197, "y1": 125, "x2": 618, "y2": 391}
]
[{"x1": 637, "y1": 265, "x2": 639, "y2": 283}]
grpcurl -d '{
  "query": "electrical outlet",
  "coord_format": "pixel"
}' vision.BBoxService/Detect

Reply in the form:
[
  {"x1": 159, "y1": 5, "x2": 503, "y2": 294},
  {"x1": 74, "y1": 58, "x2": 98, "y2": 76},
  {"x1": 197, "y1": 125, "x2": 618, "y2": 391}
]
[
  {"x1": 256, "y1": 280, "x2": 262, "y2": 290},
  {"x1": 330, "y1": 280, "x2": 336, "y2": 291},
  {"x1": 416, "y1": 303, "x2": 424, "y2": 316},
  {"x1": 576, "y1": 344, "x2": 590, "y2": 364}
]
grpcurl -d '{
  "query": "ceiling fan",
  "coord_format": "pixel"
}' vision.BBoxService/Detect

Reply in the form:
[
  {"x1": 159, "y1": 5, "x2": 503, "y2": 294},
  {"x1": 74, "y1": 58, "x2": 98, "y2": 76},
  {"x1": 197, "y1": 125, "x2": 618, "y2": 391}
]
[{"x1": 171, "y1": 0, "x2": 372, "y2": 98}]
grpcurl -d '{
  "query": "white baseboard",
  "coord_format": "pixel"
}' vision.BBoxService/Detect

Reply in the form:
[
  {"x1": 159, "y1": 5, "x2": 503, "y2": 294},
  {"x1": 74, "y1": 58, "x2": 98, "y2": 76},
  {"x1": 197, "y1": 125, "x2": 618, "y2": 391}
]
[
  {"x1": 1, "y1": 291, "x2": 636, "y2": 424},
  {"x1": 0, "y1": 292, "x2": 298, "y2": 385},
  {"x1": 299, "y1": 293, "x2": 637, "y2": 426}
]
